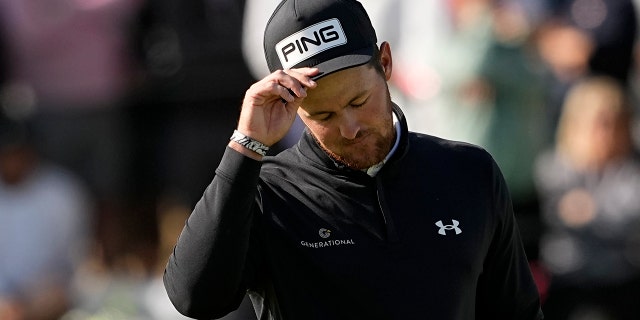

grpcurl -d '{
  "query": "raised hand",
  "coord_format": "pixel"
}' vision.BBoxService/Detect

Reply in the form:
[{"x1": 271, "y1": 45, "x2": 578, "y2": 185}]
[{"x1": 232, "y1": 67, "x2": 319, "y2": 157}]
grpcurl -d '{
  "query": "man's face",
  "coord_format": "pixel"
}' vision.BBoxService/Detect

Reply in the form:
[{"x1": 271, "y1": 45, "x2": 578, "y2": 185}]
[{"x1": 297, "y1": 63, "x2": 395, "y2": 170}]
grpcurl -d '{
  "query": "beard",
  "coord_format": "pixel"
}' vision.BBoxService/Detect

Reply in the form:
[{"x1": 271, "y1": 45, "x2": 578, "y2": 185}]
[
  {"x1": 319, "y1": 94, "x2": 395, "y2": 170},
  {"x1": 321, "y1": 130, "x2": 394, "y2": 170},
  {"x1": 303, "y1": 80, "x2": 396, "y2": 170}
]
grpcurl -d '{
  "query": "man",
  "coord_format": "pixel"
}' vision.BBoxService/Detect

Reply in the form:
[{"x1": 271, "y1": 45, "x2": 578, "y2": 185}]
[{"x1": 163, "y1": 0, "x2": 543, "y2": 319}]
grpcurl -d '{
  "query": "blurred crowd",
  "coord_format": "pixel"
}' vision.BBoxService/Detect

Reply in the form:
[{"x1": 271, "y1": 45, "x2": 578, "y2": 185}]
[{"x1": 1, "y1": 0, "x2": 640, "y2": 319}]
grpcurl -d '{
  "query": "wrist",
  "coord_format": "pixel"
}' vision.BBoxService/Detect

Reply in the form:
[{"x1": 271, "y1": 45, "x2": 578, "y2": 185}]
[
  {"x1": 228, "y1": 141, "x2": 263, "y2": 160},
  {"x1": 229, "y1": 130, "x2": 269, "y2": 158}
]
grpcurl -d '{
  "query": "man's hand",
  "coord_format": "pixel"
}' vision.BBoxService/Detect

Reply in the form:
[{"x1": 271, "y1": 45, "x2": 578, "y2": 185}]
[{"x1": 234, "y1": 68, "x2": 319, "y2": 152}]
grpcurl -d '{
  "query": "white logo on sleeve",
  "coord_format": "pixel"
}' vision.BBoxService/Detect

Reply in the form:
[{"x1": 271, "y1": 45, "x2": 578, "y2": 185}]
[
  {"x1": 275, "y1": 18, "x2": 347, "y2": 69},
  {"x1": 435, "y1": 219, "x2": 462, "y2": 235}
]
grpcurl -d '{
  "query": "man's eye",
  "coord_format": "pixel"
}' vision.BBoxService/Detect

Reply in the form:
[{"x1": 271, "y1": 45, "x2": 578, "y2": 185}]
[
  {"x1": 351, "y1": 98, "x2": 368, "y2": 108},
  {"x1": 320, "y1": 113, "x2": 333, "y2": 121},
  {"x1": 312, "y1": 113, "x2": 332, "y2": 121}
]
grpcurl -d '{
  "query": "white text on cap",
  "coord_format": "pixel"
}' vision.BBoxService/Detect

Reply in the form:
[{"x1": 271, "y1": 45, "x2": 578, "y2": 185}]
[{"x1": 275, "y1": 18, "x2": 347, "y2": 69}]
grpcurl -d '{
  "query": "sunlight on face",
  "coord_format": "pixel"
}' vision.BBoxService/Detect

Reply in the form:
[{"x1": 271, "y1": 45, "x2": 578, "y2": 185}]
[{"x1": 297, "y1": 64, "x2": 395, "y2": 170}]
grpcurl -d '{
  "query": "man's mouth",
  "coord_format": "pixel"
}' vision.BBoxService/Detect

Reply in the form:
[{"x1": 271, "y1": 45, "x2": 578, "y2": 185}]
[{"x1": 342, "y1": 132, "x2": 370, "y2": 146}]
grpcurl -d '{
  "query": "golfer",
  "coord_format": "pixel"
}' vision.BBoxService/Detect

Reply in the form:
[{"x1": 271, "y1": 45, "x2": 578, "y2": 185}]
[{"x1": 164, "y1": 0, "x2": 543, "y2": 319}]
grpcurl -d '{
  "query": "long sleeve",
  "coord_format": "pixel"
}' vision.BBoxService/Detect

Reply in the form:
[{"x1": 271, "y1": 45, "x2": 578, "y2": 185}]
[
  {"x1": 164, "y1": 147, "x2": 262, "y2": 319},
  {"x1": 476, "y1": 159, "x2": 544, "y2": 319}
]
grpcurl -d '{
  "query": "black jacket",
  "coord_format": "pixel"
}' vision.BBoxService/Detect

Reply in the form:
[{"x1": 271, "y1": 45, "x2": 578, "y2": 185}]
[{"x1": 164, "y1": 105, "x2": 543, "y2": 320}]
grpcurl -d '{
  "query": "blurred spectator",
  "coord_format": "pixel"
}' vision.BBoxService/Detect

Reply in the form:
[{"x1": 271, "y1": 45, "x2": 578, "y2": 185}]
[
  {"x1": 534, "y1": 0, "x2": 638, "y2": 141},
  {"x1": 556, "y1": 0, "x2": 637, "y2": 84},
  {"x1": 534, "y1": 76, "x2": 640, "y2": 319},
  {"x1": 533, "y1": 17, "x2": 594, "y2": 142},
  {"x1": 475, "y1": 1, "x2": 548, "y2": 258},
  {"x1": 0, "y1": 119, "x2": 91, "y2": 320},
  {"x1": 0, "y1": 0, "x2": 144, "y2": 268}
]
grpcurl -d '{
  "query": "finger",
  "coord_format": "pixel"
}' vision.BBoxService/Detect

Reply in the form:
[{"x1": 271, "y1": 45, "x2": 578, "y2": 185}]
[
  {"x1": 279, "y1": 86, "x2": 298, "y2": 104},
  {"x1": 276, "y1": 76, "x2": 308, "y2": 101},
  {"x1": 244, "y1": 79, "x2": 290, "y2": 108},
  {"x1": 264, "y1": 68, "x2": 318, "y2": 104},
  {"x1": 272, "y1": 78, "x2": 307, "y2": 105},
  {"x1": 280, "y1": 88, "x2": 297, "y2": 104},
  {"x1": 284, "y1": 67, "x2": 319, "y2": 89}
]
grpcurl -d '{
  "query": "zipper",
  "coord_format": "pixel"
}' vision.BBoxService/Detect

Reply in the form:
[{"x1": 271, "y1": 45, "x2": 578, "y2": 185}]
[{"x1": 375, "y1": 176, "x2": 399, "y2": 242}]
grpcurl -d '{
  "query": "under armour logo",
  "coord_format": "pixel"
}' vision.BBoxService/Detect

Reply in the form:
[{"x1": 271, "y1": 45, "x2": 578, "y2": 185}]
[{"x1": 435, "y1": 220, "x2": 462, "y2": 235}]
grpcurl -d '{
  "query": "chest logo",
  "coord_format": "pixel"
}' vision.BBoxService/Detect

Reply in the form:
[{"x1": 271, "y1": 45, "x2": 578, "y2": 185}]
[
  {"x1": 300, "y1": 228, "x2": 355, "y2": 249},
  {"x1": 435, "y1": 219, "x2": 462, "y2": 235},
  {"x1": 319, "y1": 228, "x2": 332, "y2": 238}
]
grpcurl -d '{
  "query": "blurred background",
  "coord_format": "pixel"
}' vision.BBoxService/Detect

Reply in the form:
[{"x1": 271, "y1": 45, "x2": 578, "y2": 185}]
[{"x1": 1, "y1": 0, "x2": 640, "y2": 319}]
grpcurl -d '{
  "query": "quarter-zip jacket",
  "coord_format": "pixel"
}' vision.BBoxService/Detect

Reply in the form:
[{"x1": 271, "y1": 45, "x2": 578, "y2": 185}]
[{"x1": 164, "y1": 105, "x2": 543, "y2": 320}]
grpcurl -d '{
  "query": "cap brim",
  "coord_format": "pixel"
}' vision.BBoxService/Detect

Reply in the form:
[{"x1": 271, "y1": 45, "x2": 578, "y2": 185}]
[{"x1": 311, "y1": 46, "x2": 374, "y2": 81}]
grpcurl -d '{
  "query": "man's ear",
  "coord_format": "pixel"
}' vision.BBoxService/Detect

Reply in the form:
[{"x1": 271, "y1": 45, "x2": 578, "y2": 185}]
[{"x1": 379, "y1": 41, "x2": 392, "y2": 81}]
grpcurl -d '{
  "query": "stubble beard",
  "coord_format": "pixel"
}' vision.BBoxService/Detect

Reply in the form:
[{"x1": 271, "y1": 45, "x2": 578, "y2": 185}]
[
  {"x1": 320, "y1": 101, "x2": 395, "y2": 170},
  {"x1": 322, "y1": 129, "x2": 394, "y2": 170},
  {"x1": 309, "y1": 80, "x2": 396, "y2": 170}
]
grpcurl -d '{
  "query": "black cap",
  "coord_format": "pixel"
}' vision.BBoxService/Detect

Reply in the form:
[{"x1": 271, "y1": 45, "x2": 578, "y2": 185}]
[{"x1": 264, "y1": 0, "x2": 377, "y2": 80}]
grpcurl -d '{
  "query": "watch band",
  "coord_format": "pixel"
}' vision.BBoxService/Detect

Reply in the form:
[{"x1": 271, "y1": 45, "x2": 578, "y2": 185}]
[{"x1": 230, "y1": 130, "x2": 269, "y2": 156}]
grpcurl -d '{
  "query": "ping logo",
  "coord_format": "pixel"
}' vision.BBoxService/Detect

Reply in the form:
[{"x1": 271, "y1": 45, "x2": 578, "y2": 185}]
[
  {"x1": 435, "y1": 219, "x2": 462, "y2": 235},
  {"x1": 275, "y1": 18, "x2": 347, "y2": 69},
  {"x1": 319, "y1": 228, "x2": 332, "y2": 239}
]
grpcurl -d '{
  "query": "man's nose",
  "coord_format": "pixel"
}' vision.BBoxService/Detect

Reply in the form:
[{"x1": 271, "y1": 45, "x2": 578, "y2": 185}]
[{"x1": 339, "y1": 113, "x2": 360, "y2": 140}]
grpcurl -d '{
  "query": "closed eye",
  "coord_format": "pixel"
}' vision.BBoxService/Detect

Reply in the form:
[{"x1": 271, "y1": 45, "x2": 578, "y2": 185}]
[
  {"x1": 350, "y1": 97, "x2": 368, "y2": 108},
  {"x1": 313, "y1": 112, "x2": 333, "y2": 121},
  {"x1": 348, "y1": 92, "x2": 369, "y2": 108}
]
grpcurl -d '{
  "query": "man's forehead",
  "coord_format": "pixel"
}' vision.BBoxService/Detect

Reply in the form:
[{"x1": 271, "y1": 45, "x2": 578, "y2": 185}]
[
  {"x1": 309, "y1": 63, "x2": 371, "y2": 93},
  {"x1": 303, "y1": 64, "x2": 376, "y2": 109}
]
